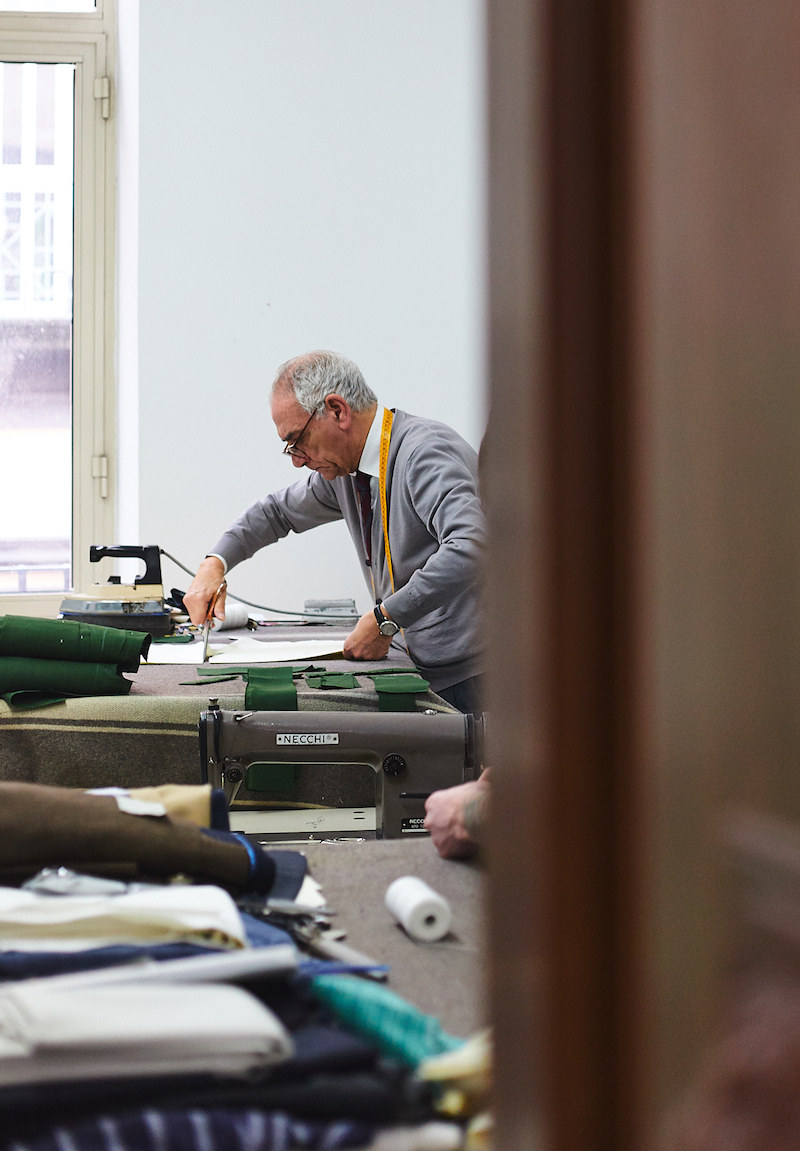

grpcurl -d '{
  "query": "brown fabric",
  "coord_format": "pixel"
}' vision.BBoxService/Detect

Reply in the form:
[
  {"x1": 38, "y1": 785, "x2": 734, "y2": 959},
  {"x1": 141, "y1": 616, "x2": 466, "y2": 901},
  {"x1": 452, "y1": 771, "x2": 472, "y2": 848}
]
[{"x1": 0, "y1": 782, "x2": 253, "y2": 891}]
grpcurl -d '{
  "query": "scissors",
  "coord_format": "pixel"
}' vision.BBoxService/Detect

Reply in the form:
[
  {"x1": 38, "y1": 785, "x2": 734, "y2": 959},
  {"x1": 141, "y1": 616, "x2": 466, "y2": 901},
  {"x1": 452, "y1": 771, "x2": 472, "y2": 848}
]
[{"x1": 201, "y1": 580, "x2": 227, "y2": 663}]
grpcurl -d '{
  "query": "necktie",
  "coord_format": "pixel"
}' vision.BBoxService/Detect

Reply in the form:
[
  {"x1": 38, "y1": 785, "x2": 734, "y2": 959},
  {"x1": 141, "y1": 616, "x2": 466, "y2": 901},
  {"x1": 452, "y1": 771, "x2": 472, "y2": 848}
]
[{"x1": 355, "y1": 471, "x2": 373, "y2": 566}]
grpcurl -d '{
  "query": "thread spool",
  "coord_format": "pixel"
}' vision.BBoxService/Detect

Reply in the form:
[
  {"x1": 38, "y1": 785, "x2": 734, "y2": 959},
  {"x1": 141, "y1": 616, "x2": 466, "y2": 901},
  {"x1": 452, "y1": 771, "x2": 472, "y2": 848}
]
[
  {"x1": 214, "y1": 602, "x2": 250, "y2": 631},
  {"x1": 385, "y1": 875, "x2": 452, "y2": 942}
]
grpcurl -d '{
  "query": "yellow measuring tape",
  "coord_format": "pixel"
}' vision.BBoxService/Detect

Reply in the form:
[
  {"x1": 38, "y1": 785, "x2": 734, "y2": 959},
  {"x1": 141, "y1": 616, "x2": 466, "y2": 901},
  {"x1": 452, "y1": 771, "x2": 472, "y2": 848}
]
[{"x1": 378, "y1": 407, "x2": 396, "y2": 593}]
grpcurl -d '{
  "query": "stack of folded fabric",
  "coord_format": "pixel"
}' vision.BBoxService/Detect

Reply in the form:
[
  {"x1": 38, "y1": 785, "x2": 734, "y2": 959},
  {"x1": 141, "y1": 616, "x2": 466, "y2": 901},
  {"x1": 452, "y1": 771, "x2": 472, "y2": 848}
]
[
  {"x1": 0, "y1": 783, "x2": 489, "y2": 1150},
  {"x1": 0, "y1": 614, "x2": 151, "y2": 708}
]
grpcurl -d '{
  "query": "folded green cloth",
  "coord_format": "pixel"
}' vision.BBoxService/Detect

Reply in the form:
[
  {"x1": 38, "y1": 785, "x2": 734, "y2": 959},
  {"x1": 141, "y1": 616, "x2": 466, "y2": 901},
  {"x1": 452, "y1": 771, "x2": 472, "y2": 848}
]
[
  {"x1": 244, "y1": 666, "x2": 297, "y2": 711},
  {"x1": 0, "y1": 615, "x2": 150, "y2": 672},
  {"x1": 0, "y1": 656, "x2": 134, "y2": 705},
  {"x1": 368, "y1": 672, "x2": 431, "y2": 712}
]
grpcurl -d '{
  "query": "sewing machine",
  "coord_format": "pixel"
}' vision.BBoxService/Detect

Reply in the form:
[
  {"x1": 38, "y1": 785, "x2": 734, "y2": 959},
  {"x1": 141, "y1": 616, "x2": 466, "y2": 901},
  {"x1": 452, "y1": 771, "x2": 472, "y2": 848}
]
[{"x1": 199, "y1": 704, "x2": 486, "y2": 839}]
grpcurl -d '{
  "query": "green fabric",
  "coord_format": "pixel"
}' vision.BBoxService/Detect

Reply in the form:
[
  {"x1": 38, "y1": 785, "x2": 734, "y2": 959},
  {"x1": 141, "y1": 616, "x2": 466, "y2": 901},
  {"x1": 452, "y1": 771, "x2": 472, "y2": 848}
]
[
  {"x1": 369, "y1": 672, "x2": 431, "y2": 712},
  {"x1": 244, "y1": 666, "x2": 298, "y2": 711},
  {"x1": 305, "y1": 672, "x2": 360, "y2": 690},
  {"x1": 0, "y1": 615, "x2": 150, "y2": 672},
  {"x1": 193, "y1": 664, "x2": 326, "y2": 678},
  {"x1": 0, "y1": 615, "x2": 149, "y2": 708},
  {"x1": 0, "y1": 656, "x2": 134, "y2": 703},
  {"x1": 0, "y1": 690, "x2": 67, "y2": 710},
  {"x1": 182, "y1": 664, "x2": 327, "y2": 688},
  {"x1": 245, "y1": 762, "x2": 297, "y2": 794},
  {"x1": 311, "y1": 974, "x2": 464, "y2": 1068},
  {"x1": 152, "y1": 632, "x2": 193, "y2": 644}
]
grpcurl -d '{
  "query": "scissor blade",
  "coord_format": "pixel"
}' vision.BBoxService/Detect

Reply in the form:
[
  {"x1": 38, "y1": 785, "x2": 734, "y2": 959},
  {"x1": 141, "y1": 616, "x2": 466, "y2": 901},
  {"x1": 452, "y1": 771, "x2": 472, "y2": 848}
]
[
  {"x1": 201, "y1": 579, "x2": 226, "y2": 663},
  {"x1": 201, "y1": 619, "x2": 211, "y2": 663}
]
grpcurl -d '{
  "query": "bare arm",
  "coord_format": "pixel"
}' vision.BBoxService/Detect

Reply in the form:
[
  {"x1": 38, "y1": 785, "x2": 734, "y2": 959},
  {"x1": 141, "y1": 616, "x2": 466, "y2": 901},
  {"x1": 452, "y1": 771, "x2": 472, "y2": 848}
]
[{"x1": 424, "y1": 771, "x2": 491, "y2": 860}]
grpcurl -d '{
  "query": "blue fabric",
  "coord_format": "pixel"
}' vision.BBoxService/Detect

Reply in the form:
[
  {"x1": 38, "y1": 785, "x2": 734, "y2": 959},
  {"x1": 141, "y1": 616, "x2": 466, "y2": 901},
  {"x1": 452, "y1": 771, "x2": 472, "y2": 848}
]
[
  {"x1": 0, "y1": 914, "x2": 293, "y2": 984},
  {"x1": 2, "y1": 1109, "x2": 373, "y2": 1151}
]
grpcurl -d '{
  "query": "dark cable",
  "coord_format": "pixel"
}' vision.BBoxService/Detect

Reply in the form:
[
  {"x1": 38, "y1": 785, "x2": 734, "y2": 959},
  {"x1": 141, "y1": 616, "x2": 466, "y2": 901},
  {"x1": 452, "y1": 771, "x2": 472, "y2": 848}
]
[{"x1": 158, "y1": 548, "x2": 355, "y2": 621}]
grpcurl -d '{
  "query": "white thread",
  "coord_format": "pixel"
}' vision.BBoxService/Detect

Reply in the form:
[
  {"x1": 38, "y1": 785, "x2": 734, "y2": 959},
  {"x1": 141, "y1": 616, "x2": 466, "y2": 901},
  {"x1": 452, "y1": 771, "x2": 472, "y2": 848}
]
[{"x1": 385, "y1": 875, "x2": 452, "y2": 942}]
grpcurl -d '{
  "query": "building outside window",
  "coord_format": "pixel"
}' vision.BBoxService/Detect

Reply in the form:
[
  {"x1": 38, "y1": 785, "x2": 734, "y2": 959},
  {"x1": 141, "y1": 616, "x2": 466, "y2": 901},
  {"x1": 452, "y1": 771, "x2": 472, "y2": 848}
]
[{"x1": 0, "y1": 1, "x2": 114, "y2": 613}]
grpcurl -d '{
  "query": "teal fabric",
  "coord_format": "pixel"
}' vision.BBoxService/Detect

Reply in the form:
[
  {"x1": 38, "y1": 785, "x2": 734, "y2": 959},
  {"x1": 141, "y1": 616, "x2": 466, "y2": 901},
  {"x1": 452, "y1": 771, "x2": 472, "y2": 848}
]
[
  {"x1": 0, "y1": 614, "x2": 150, "y2": 671},
  {"x1": 311, "y1": 974, "x2": 464, "y2": 1068}
]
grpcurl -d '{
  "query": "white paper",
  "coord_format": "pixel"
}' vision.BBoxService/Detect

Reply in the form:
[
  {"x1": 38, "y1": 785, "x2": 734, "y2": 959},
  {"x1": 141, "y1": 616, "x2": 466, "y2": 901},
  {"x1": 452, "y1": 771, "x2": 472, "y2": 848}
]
[{"x1": 143, "y1": 636, "x2": 344, "y2": 665}]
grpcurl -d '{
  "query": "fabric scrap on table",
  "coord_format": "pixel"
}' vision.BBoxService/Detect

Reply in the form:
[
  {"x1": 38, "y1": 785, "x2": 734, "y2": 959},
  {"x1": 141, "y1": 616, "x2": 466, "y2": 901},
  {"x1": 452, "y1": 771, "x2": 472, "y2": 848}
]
[
  {"x1": 365, "y1": 674, "x2": 431, "y2": 713},
  {"x1": 245, "y1": 666, "x2": 298, "y2": 711}
]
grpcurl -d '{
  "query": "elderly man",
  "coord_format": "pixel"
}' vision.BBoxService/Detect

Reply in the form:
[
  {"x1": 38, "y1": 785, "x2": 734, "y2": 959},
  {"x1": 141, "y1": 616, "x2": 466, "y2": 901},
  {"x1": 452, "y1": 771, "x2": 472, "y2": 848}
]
[{"x1": 184, "y1": 350, "x2": 486, "y2": 712}]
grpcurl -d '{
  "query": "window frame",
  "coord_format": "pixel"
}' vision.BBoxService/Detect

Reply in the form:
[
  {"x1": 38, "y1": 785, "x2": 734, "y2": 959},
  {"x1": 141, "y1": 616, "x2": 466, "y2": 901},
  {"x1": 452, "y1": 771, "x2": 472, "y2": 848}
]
[{"x1": 0, "y1": 1, "x2": 115, "y2": 616}]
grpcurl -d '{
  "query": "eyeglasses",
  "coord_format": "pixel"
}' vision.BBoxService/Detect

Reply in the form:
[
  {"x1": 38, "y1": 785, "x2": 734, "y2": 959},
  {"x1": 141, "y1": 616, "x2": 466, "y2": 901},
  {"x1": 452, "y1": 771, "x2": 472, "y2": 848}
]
[{"x1": 282, "y1": 405, "x2": 321, "y2": 457}]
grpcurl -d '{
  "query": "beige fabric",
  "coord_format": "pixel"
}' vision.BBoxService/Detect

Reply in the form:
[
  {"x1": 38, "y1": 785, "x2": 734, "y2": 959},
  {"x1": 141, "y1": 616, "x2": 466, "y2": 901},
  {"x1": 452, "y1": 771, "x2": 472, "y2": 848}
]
[{"x1": 124, "y1": 783, "x2": 212, "y2": 827}]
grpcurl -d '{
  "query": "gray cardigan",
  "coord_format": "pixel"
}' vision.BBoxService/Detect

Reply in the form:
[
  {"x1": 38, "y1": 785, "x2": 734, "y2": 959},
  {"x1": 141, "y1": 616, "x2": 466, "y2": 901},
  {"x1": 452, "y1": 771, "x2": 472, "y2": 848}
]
[{"x1": 210, "y1": 409, "x2": 486, "y2": 691}]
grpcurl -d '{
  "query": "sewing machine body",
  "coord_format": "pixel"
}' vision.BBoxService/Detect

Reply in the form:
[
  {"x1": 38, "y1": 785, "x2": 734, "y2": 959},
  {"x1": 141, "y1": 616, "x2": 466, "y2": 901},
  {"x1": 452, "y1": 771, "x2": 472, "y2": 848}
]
[{"x1": 199, "y1": 705, "x2": 485, "y2": 839}]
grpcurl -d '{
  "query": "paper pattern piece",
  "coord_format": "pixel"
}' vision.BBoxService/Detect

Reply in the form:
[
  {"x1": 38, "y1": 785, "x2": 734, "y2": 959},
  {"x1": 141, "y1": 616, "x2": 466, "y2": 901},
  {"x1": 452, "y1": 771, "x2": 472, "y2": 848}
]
[{"x1": 144, "y1": 636, "x2": 344, "y2": 665}]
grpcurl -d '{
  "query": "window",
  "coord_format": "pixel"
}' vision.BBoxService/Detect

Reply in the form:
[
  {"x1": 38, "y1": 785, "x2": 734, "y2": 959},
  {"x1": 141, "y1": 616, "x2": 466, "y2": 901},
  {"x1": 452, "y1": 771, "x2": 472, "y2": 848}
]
[{"x1": 0, "y1": 2, "x2": 115, "y2": 616}]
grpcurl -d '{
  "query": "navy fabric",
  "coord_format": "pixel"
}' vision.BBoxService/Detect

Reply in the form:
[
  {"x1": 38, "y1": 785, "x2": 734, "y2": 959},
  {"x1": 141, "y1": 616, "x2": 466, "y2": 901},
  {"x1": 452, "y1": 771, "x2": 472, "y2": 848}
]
[
  {"x1": 1, "y1": 1109, "x2": 374, "y2": 1151},
  {"x1": 0, "y1": 914, "x2": 294, "y2": 984},
  {"x1": 354, "y1": 471, "x2": 373, "y2": 566},
  {"x1": 198, "y1": 833, "x2": 307, "y2": 899}
]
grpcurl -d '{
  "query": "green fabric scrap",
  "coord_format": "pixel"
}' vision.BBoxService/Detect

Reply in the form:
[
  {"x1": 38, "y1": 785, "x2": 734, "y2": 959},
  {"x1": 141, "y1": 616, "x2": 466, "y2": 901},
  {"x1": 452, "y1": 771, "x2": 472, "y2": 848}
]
[
  {"x1": 0, "y1": 614, "x2": 150, "y2": 671},
  {"x1": 305, "y1": 672, "x2": 360, "y2": 690},
  {"x1": 179, "y1": 674, "x2": 242, "y2": 686},
  {"x1": 369, "y1": 673, "x2": 431, "y2": 712},
  {"x1": 244, "y1": 666, "x2": 298, "y2": 711},
  {"x1": 311, "y1": 974, "x2": 464, "y2": 1068},
  {"x1": 184, "y1": 663, "x2": 327, "y2": 689},
  {"x1": 194, "y1": 664, "x2": 325, "y2": 678}
]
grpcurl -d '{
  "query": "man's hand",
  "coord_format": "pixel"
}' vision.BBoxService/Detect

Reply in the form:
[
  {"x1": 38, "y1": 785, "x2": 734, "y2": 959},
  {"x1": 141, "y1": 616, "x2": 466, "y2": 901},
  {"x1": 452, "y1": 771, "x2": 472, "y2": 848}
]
[
  {"x1": 342, "y1": 609, "x2": 393, "y2": 661},
  {"x1": 183, "y1": 556, "x2": 227, "y2": 626},
  {"x1": 424, "y1": 772, "x2": 491, "y2": 860}
]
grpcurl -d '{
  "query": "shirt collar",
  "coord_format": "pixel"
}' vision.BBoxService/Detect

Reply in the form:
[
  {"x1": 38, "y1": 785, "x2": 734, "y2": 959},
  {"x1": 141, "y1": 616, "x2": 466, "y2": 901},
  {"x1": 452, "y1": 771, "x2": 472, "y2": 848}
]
[{"x1": 354, "y1": 403, "x2": 386, "y2": 477}]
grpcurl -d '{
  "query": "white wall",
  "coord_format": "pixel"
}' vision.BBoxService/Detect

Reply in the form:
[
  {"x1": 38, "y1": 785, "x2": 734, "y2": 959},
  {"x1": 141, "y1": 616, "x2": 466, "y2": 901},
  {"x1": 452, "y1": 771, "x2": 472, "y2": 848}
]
[{"x1": 135, "y1": 0, "x2": 487, "y2": 615}]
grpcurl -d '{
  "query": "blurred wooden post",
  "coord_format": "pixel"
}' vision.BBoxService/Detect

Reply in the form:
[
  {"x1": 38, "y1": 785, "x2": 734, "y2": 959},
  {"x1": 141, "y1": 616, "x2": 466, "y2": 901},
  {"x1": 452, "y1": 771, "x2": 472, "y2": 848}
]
[
  {"x1": 483, "y1": 0, "x2": 649, "y2": 1147},
  {"x1": 484, "y1": 0, "x2": 800, "y2": 1145}
]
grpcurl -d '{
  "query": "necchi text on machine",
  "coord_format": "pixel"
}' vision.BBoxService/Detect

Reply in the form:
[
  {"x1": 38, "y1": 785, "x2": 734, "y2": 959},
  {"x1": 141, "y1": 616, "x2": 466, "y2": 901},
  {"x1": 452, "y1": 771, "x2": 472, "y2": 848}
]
[{"x1": 199, "y1": 706, "x2": 486, "y2": 839}]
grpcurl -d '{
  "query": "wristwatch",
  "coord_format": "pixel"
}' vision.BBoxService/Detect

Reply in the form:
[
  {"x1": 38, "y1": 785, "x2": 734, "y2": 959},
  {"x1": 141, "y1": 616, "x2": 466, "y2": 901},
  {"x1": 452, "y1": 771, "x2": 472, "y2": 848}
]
[{"x1": 373, "y1": 604, "x2": 400, "y2": 637}]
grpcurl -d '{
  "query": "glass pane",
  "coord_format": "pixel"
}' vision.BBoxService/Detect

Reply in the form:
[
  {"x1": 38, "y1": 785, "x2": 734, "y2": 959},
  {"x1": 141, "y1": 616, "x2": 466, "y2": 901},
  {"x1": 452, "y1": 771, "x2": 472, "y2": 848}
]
[{"x1": 0, "y1": 61, "x2": 74, "y2": 595}]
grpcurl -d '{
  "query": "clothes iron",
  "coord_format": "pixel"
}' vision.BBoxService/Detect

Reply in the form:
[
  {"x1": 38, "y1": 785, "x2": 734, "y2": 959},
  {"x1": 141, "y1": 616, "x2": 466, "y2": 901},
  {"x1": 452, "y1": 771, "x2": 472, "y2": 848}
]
[{"x1": 60, "y1": 545, "x2": 173, "y2": 637}]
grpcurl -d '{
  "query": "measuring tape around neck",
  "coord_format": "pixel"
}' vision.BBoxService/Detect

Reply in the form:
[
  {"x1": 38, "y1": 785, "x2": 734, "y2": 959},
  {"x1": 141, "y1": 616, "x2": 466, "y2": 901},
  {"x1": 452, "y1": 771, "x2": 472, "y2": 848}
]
[{"x1": 378, "y1": 407, "x2": 395, "y2": 592}]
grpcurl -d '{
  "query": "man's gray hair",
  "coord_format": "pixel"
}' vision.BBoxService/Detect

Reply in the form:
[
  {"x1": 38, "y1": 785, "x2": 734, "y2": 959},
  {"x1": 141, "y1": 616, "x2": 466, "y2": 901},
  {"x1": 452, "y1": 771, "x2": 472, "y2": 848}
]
[{"x1": 272, "y1": 351, "x2": 377, "y2": 413}]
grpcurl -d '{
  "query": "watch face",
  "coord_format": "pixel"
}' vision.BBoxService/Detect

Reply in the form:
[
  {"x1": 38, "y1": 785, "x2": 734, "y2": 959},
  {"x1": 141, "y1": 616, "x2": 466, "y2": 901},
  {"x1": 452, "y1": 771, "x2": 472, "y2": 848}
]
[{"x1": 380, "y1": 620, "x2": 399, "y2": 636}]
